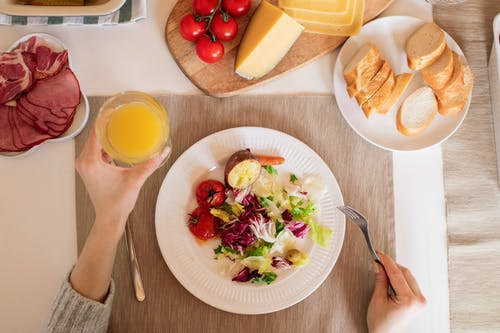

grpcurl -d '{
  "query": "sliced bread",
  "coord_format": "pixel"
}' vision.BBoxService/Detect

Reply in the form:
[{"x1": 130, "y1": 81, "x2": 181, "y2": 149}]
[
  {"x1": 361, "y1": 72, "x2": 395, "y2": 118},
  {"x1": 434, "y1": 51, "x2": 464, "y2": 102},
  {"x1": 353, "y1": 61, "x2": 392, "y2": 102},
  {"x1": 406, "y1": 22, "x2": 446, "y2": 70},
  {"x1": 438, "y1": 64, "x2": 474, "y2": 115},
  {"x1": 378, "y1": 72, "x2": 415, "y2": 115},
  {"x1": 422, "y1": 46, "x2": 453, "y2": 90},
  {"x1": 344, "y1": 43, "x2": 383, "y2": 94},
  {"x1": 396, "y1": 86, "x2": 437, "y2": 136}
]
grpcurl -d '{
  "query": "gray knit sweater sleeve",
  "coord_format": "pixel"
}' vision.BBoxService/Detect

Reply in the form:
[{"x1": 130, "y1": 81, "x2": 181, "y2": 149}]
[{"x1": 46, "y1": 276, "x2": 114, "y2": 333}]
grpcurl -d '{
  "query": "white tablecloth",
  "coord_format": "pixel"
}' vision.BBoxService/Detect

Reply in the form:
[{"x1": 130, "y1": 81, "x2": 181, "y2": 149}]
[{"x1": 0, "y1": 0, "x2": 450, "y2": 331}]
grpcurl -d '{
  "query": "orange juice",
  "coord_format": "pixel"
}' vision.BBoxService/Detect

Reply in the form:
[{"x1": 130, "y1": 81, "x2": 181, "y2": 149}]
[{"x1": 96, "y1": 92, "x2": 169, "y2": 165}]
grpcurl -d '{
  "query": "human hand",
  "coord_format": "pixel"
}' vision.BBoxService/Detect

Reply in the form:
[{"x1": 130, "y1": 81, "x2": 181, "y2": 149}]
[
  {"x1": 367, "y1": 251, "x2": 427, "y2": 333},
  {"x1": 76, "y1": 128, "x2": 170, "y2": 231}
]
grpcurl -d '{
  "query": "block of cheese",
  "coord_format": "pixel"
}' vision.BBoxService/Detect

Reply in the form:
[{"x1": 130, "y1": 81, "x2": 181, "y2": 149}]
[
  {"x1": 279, "y1": 0, "x2": 349, "y2": 13},
  {"x1": 296, "y1": 0, "x2": 364, "y2": 36},
  {"x1": 283, "y1": 0, "x2": 355, "y2": 26},
  {"x1": 235, "y1": 1, "x2": 304, "y2": 80}
]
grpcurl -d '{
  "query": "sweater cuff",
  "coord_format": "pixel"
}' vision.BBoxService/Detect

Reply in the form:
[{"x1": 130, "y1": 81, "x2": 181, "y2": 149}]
[{"x1": 46, "y1": 274, "x2": 114, "y2": 333}]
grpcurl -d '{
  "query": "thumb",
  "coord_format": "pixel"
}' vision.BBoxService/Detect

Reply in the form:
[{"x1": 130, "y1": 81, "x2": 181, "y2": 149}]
[{"x1": 373, "y1": 262, "x2": 389, "y2": 299}]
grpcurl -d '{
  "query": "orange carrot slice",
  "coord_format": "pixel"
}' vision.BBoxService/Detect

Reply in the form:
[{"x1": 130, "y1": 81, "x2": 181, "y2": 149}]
[{"x1": 256, "y1": 155, "x2": 285, "y2": 165}]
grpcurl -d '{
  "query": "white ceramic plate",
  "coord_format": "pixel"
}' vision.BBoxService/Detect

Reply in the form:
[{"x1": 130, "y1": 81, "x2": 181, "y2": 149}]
[
  {"x1": 333, "y1": 16, "x2": 471, "y2": 152},
  {"x1": 0, "y1": 33, "x2": 89, "y2": 159},
  {"x1": 155, "y1": 127, "x2": 345, "y2": 314},
  {"x1": 0, "y1": 0, "x2": 126, "y2": 16}
]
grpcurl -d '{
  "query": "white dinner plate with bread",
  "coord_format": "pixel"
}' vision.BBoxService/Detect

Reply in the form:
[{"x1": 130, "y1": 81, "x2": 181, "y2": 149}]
[{"x1": 333, "y1": 16, "x2": 473, "y2": 151}]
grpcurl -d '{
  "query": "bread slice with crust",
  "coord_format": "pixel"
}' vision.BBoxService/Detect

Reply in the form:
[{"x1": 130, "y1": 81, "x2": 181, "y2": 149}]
[
  {"x1": 378, "y1": 72, "x2": 415, "y2": 115},
  {"x1": 438, "y1": 64, "x2": 474, "y2": 115},
  {"x1": 397, "y1": 86, "x2": 437, "y2": 136},
  {"x1": 406, "y1": 22, "x2": 446, "y2": 70},
  {"x1": 361, "y1": 72, "x2": 395, "y2": 118},
  {"x1": 422, "y1": 46, "x2": 453, "y2": 90},
  {"x1": 434, "y1": 51, "x2": 464, "y2": 102},
  {"x1": 354, "y1": 61, "x2": 392, "y2": 102},
  {"x1": 344, "y1": 44, "x2": 383, "y2": 95}
]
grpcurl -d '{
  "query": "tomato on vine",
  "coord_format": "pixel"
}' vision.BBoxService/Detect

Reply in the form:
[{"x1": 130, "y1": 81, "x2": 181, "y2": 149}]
[
  {"x1": 222, "y1": 0, "x2": 251, "y2": 17},
  {"x1": 179, "y1": 14, "x2": 207, "y2": 42},
  {"x1": 196, "y1": 36, "x2": 225, "y2": 63},
  {"x1": 211, "y1": 14, "x2": 238, "y2": 41},
  {"x1": 193, "y1": 0, "x2": 218, "y2": 15}
]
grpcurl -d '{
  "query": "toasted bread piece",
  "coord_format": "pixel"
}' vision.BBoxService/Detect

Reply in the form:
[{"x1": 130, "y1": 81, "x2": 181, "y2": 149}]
[
  {"x1": 344, "y1": 44, "x2": 383, "y2": 94},
  {"x1": 434, "y1": 52, "x2": 464, "y2": 102},
  {"x1": 378, "y1": 73, "x2": 415, "y2": 114},
  {"x1": 438, "y1": 64, "x2": 474, "y2": 115},
  {"x1": 406, "y1": 22, "x2": 446, "y2": 70},
  {"x1": 361, "y1": 72, "x2": 395, "y2": 118},
  {"x1": 354, "y1": 61, "x2": 392, "y2": 102},
  {"x1": 397, "y1": 86, "x2": 437, "y2": 136},
  {"x1": 422, "y1": 46, "x2": 453, "y2": 90}
]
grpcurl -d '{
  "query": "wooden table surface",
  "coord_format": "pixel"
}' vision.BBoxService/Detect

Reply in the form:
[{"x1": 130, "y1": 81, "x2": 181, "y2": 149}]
[{"x1": 76, "y1": 95, "x2": 395, "y2": 332}]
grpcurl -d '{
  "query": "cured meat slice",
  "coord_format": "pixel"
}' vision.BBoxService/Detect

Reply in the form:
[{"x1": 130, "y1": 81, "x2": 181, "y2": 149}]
[
  {"x1": 19, "y1": 96, "x2": 67, "y2": 125},
  {"x1": 0, "y1": 105, "x2": 21, "y2": 152},
  {"x1": 0, "y1": 52, "x2": 33, "y2": 104},
  {"x1": 9, "y1": 104, "x2": 53, "y2": 147},
  {"x1": 16, "y1": 36, "x2": 68, "y2": 79},
  {"x1": 25, "y1": 68, "x2": 80, "y2": 118}
]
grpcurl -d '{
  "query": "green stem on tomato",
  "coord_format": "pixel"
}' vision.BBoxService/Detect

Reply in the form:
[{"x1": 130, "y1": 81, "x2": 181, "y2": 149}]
[{"x1": 200, "y1": 0, "x2": 222, "y2": 42}]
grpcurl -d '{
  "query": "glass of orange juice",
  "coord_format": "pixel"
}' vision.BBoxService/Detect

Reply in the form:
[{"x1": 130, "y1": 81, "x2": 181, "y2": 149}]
[{"x1": 95, "y1": 91, "x2": 171, "y2": 165}]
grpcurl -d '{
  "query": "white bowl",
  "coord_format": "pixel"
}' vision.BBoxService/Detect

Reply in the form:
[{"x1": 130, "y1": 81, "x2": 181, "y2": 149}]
[
  {"x1": 0, "y1": 0, "x2": 126, "y2": 17},
  {"x1": 0, "y1": 33, "x2": 89, "y2": 159}
]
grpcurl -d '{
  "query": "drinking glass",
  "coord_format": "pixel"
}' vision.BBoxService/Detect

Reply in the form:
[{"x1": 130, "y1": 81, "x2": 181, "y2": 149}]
[{"x1": 95, "y1": 91, "x2": 171, "y2": 166}]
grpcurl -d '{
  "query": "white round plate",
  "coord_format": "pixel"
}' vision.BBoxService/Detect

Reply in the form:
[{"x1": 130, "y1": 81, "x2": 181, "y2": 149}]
[
  {"x1": 0, "y1": 33, "x2": 89, "y2": 159},
  {"x1": 155, "y1": 127, "x2": 345, "y2": 314},
  {"x1": 333, "y1": 16, "x2": 471, "y2": 152}
]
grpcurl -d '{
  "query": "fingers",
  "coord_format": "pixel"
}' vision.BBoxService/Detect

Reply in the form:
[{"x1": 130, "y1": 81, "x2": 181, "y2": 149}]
[
  {"x1": 129, "y1": 146, "x2": 171, "y2": 180},
  {"x1": 377, "y1": 251, "x2": 413, "y2": 301},
  {"x1": 397, "y1": 264, "x2": 426, "y2": 304},
  {"x1": 76, "y1": 128, "x2": 104, "y2": 171},
  {"x1": 372, "y1": 262, "x2": 390, "y2": 300}
]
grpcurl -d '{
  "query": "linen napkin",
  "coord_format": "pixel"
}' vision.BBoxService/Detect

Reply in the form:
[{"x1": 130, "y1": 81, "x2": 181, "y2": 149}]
[{"x1": 0, "y1": 0, "x2": 146, "y2": 25}]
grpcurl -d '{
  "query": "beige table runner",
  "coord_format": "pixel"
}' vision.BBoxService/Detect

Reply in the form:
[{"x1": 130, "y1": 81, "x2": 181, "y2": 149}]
[
  {"x1": 435, "y1": 2, "x2": 500, "y2": 332},
  {"x1": 75, "y1": 95, "x2": 394, "y2": 332}
]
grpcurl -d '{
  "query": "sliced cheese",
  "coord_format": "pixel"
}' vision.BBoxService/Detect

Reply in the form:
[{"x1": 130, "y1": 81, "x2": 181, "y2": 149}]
[
  {"x1": 235, "y1": 1, "x2": 304, "y2": 80},
  {"x1": 296, "y1": 0, "x2": 364, "y2": 36},
  {"x1": 283, "y1": 0, "x2": 355, "y2": 26},
  {"x1": 279, "y1": 0, "x2": 349, "y2": 13}
]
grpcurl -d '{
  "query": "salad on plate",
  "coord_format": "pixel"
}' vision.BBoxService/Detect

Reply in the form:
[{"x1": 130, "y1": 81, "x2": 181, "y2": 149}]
[{"x1": 187, "y1": 149, "x2": 333, "y2": 285}]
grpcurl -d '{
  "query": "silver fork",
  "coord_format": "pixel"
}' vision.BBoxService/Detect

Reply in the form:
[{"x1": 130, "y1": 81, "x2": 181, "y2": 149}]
[{"x1": 337, "y1": 205, "x2": 397, "y2": 299}]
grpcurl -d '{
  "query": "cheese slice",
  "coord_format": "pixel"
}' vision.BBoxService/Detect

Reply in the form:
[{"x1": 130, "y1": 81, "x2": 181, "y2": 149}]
[
  {"x1": 297, "y1": 0, "x2": 364, "y2": 36},
  {"x1": 283, "y1": 0, "x2": 355, "y2": 26},
  {"x1": 279, "y1": 0, "x2": 349, "y2": 13},
  {"x1": 235, "y1": 1, "x2": 304, "y2": 80}
]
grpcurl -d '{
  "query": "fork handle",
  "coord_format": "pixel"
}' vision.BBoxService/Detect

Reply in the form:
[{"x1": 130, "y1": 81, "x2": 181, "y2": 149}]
[
  {"x1": 125, "y1": 222, "x2": 146, "y2": 302},
  {"x1": 374, "y1": 258, "x2": 397, "y2": 299}
]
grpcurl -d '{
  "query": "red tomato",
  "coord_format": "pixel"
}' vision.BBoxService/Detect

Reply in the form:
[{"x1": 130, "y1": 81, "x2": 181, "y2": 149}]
[
  {"x1": 221, "y1": 0, "x2": 251, "y2": 17},
  {"x1": 193, "y1": 0, "x2": 218, "y2": 15},
  {"x1": 179, "y1": 14, "x2": 207, "y2": 42},
  {"x1": 211, "y1": 14, "x2": 238, "y2": 41},
  {"x1": 195, "y1": 179, "x2": 227, "y2": 207},
  {"x1": 196, "y1": 36, "x2": 224, "y2": 63},
  {"x1": 188, "y1": 207, "x2": 220, "y2": 240}
]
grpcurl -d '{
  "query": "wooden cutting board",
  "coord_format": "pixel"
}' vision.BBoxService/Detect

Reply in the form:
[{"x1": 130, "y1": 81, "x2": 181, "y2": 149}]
[
  {"x1": 165, "y1": 0, "x2": 394, "y2": 97},
  {"x1": 76, "y1": 94, "x2": 395, "y2": 332}
]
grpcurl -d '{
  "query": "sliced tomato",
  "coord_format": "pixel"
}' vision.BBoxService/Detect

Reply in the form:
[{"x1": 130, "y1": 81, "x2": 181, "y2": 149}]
[
  {"x1": 188, "y1": 207, "x2": 220, "y2": 240},
  {"x1": 195, "y1": 179, "x2": 226, "y2": 207}
]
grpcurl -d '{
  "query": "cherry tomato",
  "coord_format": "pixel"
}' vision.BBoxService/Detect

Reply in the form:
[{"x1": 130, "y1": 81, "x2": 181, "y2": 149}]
[
  {"x1": 196, "y1": 36, "x2": 224, "y2": 63},
  {"x1": 211, "y1": 14, "x2": 238, "y2": 41},
  {"x1": 188, "y1": 207, "x2": 220, "y2": 240},
  {"x1": 179, "y1": 14, "x2": 207, "y2": 42},
  {"x1": 195, "y1": 179, "x2": 227, "y2": 207},
  {"x1": 222, "y1": 0, "x2": 251, "y2": 17},
  {"x1": 193, "y1": 0, "x2": 218, "y2": 15}
]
